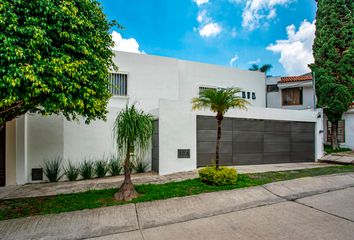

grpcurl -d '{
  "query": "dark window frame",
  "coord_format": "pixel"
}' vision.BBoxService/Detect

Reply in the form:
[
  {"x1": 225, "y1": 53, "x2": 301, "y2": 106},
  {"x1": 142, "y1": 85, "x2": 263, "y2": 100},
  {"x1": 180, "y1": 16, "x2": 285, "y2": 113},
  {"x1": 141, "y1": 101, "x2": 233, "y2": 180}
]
[{"x1": 282, "y1": 87, "x2": 303, "y2": 106}]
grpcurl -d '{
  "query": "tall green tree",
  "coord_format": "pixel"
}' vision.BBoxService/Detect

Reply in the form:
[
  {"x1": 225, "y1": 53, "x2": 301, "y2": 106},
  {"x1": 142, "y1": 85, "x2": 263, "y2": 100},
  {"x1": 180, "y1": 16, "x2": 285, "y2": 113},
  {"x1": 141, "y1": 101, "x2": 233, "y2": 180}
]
[
  {"x1": 248, "y1": 64, "x2": 273, "y2": 74},
  {"x1": 192, "y1": 88, "x2": 249, "y2": 169},
  {"x1": 0, "y1": 0, "x2": 120, "y2": 127},
  {"x1": 113, "y1": 105, "x2": 153, "y2": 201},
  {"x1": 310, "y1": 0, "x2": 353, "y2": 149}
]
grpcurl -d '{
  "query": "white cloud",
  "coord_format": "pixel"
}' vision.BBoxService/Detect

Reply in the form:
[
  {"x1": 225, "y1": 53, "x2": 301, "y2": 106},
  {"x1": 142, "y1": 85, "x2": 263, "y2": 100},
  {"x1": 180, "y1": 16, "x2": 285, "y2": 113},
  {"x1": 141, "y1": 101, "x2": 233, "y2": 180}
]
[
  {"x1": 230, "y1": 54, "x2": 239, "y2": 66},
  {"x1": 193, "y1": 0, "x2": 209, "y2": 6},
  {"x1": 231, "y1": 27, "x2": 237, "y2": 38},
  {"x1": 197, "y1": 9, "x2": 208, "y2": 23},
  {"x1": 241, "y1": 0, "x2": 293, "y2": 31},
  {"x1": 199, "y1": 23, "x2": 222, "y2": 38},
  {"x1": 248, "y1": 58, "x2": 261, "y2": 64},
  {"x1": 266, "y1": 20, "x2": 315, "y2": 75},
  {"x1": 111, "y1": 31, "x2": 144, "y2": 54}
]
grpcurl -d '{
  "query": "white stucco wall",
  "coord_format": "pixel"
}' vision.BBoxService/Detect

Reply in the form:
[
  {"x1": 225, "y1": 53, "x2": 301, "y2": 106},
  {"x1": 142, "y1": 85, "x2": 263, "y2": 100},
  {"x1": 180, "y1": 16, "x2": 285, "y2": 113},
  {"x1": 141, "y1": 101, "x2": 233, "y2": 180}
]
[
  {"x1": 344, "y1": 110, "x2": 354, "y2": 149},
  {"x1": 5, "y1": 119, "x2": 16, "y2": 186},
  {"x1": 178, "y1": 60, "x2": 266, "y2": 108}
]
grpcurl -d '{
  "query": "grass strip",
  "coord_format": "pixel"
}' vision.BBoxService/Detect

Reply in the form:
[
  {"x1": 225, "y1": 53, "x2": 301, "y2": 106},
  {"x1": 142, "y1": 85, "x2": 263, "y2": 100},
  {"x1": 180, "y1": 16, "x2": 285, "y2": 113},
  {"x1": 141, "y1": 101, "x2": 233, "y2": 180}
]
[{"x1": 0, "y1": 165, "x2": 353, "y2": 221}]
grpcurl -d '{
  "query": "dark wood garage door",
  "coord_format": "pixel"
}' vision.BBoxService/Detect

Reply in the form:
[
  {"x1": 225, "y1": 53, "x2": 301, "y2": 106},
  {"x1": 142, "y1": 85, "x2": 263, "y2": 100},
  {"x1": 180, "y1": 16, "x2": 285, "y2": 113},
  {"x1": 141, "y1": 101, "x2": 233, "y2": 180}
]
[
  {"x1": 0, "y1": 127, "x2": 5, "y2": 186},
  {"x1": 197, "y1": 116, "x2": 315, "y2": 167}
]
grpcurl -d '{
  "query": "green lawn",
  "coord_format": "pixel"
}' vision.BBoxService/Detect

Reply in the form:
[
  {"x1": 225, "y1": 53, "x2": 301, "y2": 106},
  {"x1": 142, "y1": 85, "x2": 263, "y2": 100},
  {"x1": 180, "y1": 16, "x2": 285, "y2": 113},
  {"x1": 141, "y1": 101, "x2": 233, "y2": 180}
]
[{"x1": 1, "y1": 165, "x2": 353, "y2": 221}]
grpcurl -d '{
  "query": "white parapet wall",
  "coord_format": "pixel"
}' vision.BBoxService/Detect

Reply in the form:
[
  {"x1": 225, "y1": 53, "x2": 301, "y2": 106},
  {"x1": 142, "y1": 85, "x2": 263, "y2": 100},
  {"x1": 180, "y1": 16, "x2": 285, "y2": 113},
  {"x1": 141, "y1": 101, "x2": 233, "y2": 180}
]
[{"x1": 157, "y1": 99, "x2": 324, "y2": 175}]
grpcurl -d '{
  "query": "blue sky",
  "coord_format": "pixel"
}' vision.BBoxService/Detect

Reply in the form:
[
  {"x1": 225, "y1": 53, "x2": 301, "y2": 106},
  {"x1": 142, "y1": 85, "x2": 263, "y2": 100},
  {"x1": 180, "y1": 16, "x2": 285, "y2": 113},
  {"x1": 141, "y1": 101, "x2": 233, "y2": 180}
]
[{"x1": 100, "y1": 0, "x2": 317, "y2": 76}]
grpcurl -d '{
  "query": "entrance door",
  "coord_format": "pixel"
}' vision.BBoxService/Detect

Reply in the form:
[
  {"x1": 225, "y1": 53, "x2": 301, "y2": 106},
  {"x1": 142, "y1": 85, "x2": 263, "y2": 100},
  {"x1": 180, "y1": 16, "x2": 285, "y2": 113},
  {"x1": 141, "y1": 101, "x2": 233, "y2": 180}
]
[{"x1": 0, "y1": 126, "x2": 5, "y2": 186}]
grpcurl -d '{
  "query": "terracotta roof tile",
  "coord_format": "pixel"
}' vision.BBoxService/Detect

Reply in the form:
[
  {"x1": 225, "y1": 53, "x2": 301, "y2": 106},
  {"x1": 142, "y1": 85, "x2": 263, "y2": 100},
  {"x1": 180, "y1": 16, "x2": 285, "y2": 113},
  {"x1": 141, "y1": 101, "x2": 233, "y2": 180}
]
[{"x1": 279, "y1": 73, "x2": 312, "y2": 83}]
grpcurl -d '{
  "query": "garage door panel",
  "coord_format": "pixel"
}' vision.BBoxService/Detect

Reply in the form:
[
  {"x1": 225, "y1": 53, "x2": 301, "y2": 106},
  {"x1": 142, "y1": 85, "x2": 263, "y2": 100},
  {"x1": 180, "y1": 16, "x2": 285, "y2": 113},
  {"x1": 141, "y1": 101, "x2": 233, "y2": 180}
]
[
  {"x1": 197, "y1": 141, "x2": 232, "y2": 154},
  {"x1": 292, "y1": 132, "x2": 314, "y2": 142},
  {"x1": 291, "y1": 122, "x2": 314, "y2": 133},
  {"x1": 233, "y1": 153, "x2": 263, "y2": 165},
  {"x1": 264, "y1": 153, "x2": 291, "y2": 163},
  {"x1": 233, "y1": 142, "x2": 263, "y2": 154},
  {"x1": 233, "y1": 119, "x2": 264, "y2": 132},
  {"x1": 264, "y1": 133, "x2": 290, "y2": 143},
  {"x1": 292, "y1": 151, "x2": 314, "y2": 162},
  {"x1": 197, "y1": 153, "x2": 232, "y2": 167},
  {"x1": 292, "y1": 142, "x2": 314, "y2": 152},
  {"x1": 233, "y1": 131, "x2": 264, "y2": 142},
  {"x1": 264, "y1": 143, "x2": 290, "y2": 153},
  {"x1": 197, "y1": 117, "x2": 232, "y2": 130},
  {"x1": 197, "y1": 130, "x2": 232, "y2": 142},
  {"x1": 264, "y1": 121, "x2": 291, "y2": 132}
]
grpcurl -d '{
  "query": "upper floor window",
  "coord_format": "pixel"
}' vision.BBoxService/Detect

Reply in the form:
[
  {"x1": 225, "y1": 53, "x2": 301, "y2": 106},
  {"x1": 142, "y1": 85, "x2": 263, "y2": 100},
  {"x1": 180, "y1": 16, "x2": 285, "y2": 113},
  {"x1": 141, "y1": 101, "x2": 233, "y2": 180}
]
[
  {"x1": 267, "y1": 84, "x2": 279, "y2": 92},
  {"x1": 199, "y1": 86, "x2": 216, "y2": 95},
  {"x1": 282, "y1": 87, "x2": 303, "y2": 106},
  {"x1": 109, "y1": 73, "x2": 127, "y2": 96}
]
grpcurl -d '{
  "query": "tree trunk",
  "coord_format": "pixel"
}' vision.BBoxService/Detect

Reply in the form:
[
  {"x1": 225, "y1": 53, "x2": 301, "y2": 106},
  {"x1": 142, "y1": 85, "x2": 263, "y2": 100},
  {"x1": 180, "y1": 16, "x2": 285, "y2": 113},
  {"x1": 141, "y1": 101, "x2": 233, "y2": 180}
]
[
  {"x1": 215, "y1": 113, "x2": 223, "y2": 170},
  {"x1": 114, "y1": 144, "x2": 138, "y2": 201},
  {"x1": 331, "y1": 121, "x2": 339, "y2": 150}
]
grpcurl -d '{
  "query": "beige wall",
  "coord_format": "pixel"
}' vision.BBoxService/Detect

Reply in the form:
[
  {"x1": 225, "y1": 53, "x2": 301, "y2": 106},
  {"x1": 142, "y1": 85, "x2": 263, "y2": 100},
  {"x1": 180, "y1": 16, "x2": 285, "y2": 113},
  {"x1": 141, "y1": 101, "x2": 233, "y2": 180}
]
[{"x1": 6, "y1": 119, "x2": 16, "y2": 186}]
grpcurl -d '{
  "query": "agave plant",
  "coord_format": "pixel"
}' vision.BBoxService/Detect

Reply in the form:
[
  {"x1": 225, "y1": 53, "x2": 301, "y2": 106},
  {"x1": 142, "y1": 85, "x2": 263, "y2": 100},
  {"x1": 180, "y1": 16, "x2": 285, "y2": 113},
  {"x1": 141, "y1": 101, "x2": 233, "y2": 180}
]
[
  {"x1": 64, "y1": 160, "x2": 80, "y2": 181},
  {"x1": 42, "y1": 157, "x2": 63, "y2": 182},
  {"x1": 132, "y1": 159, "x2": 150, "y2": 173},
  {"x1": 80, "y1": 159, "x2": 95, "y2": 180},
  {"x1": 95, "y1": 159, "x2": 108, "y2": 178},
  {"x1": 108, "y1": 155, "x2": 123, "y2": 176}
]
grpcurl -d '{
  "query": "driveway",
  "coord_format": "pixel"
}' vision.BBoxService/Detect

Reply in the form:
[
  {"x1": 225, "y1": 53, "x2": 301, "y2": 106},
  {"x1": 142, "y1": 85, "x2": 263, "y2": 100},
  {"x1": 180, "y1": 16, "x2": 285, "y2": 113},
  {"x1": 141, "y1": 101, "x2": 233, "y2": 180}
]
[{"x1": 1, "y1": 173, "x2": 354, "y2": 240}]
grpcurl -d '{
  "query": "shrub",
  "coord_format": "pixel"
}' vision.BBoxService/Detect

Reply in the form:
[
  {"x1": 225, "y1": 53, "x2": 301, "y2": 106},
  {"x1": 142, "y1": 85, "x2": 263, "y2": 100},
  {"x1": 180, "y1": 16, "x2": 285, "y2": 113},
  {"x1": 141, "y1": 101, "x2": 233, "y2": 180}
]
[
  {"x1": 64, "y1": 161, "x2": 80, "y2": 181},
  {"x1": 324, "y1": 144, "x2": 352, "y2": 154},
  {"x1": 42, "y1": 157, "x2": 63, "y2": 182},
  {"x1": 108, "y1": 156, "x2": 123, "y2": 176},
  {"x1": 198, "y1": 166, "x2": 237, "y2": 186},
  {"x1": 80, "y1": 160, "x2": 95, "y2": 180},
  {"x1": 95, "y1": 159, "x2": 108, "y2": 178},
  {"x1": 133, "y1": 159, "x2": 150, "y2": 173}
]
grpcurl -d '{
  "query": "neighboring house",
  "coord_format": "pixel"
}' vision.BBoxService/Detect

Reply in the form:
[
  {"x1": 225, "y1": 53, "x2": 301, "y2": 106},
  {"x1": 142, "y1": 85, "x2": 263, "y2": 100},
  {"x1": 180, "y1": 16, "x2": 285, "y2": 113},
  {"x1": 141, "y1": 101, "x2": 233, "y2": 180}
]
[
  {"x1": 266, "y1": 73, "x2": 354, "y2": 150},
  {"x1": 1, "y1": 51, "x2": 323, "y2": 186},
  {"x1": 266, "y1": 73, "x2": 315, "y2": 110}
]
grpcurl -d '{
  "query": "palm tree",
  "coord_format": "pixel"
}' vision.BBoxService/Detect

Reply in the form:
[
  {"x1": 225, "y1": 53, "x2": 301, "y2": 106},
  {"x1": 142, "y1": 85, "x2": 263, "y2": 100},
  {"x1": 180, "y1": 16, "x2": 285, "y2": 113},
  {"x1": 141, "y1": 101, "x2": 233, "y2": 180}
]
[
  {"x1": 113, "y1": 104, "x2": 154, "y2": 201},
  {"x1": 192, "y1": 88, "x2": 249, "y2": 169},
  {"x1": 249, "y1": 64, "x2": 272, "y2": 74}
]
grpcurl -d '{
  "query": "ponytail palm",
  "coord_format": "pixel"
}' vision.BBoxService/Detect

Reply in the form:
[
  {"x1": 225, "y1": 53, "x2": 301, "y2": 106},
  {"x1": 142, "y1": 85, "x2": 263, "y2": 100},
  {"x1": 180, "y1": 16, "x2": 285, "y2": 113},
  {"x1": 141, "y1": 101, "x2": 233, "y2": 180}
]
[
  {"x1": 192, "y1": 88, "x2": 249, "y2": 169},
  {"x1": 113, "y1": 104, "x2": 153, "y2": 201}
]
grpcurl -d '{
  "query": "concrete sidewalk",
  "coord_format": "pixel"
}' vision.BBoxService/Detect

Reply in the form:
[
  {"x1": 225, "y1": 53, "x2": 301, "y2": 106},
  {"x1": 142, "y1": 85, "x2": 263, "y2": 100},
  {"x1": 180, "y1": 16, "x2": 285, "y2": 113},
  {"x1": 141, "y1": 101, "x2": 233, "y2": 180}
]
[
  {"x1": 320, "y1": 151, "x2": 354, "y2": 165},
  {"x1": 0, "y1": 162, "x2": 335, "y2": 199},
  {"x1": 1, "y1": 172, "x2": 353, "y2": 240}
]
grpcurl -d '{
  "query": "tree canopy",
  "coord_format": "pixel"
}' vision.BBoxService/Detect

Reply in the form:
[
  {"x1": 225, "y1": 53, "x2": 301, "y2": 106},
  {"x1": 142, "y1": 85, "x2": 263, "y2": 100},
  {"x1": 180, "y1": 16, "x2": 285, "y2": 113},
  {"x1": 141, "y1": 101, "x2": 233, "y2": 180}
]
[
  {"x1": 309, "y1": 0, "x2": 353, "y2": 147},
  {"x1": 248, "y1": 64, "x2": 272, "y2": 74},
  {"x1": 0, "y1": 0, "x2": 119, "y2": 126}
]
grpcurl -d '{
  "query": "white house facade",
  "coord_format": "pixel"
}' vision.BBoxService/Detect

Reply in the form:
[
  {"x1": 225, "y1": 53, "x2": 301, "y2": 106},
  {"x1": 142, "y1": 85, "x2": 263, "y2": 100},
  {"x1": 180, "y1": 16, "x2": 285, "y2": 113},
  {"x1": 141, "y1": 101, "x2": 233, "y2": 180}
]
[
  {"x1": 266, "y1": 74, "x2": 354, "y2": 151},
  {"x1": 1, "y1": 51, "x2": 324, "y2": 186}
]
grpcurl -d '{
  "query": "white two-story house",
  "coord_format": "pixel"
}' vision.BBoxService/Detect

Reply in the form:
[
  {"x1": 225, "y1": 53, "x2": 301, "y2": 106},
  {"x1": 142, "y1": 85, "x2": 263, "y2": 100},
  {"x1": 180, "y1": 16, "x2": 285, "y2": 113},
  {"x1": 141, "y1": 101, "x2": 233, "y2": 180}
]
[{"x1": 1, "y1": 51, "x2": 324, "y2": 186}]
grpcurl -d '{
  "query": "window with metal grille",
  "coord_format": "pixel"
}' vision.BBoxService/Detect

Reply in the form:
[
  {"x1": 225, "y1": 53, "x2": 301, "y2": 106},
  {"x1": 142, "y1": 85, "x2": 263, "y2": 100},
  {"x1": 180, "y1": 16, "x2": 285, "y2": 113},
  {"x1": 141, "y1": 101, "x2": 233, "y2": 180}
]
[
  {"x1": 109, "y1": 73, "x2": 128, "y2": 96},
  {"x1": 199, "y1": 86, "x2": 216, "y2": 95}
]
